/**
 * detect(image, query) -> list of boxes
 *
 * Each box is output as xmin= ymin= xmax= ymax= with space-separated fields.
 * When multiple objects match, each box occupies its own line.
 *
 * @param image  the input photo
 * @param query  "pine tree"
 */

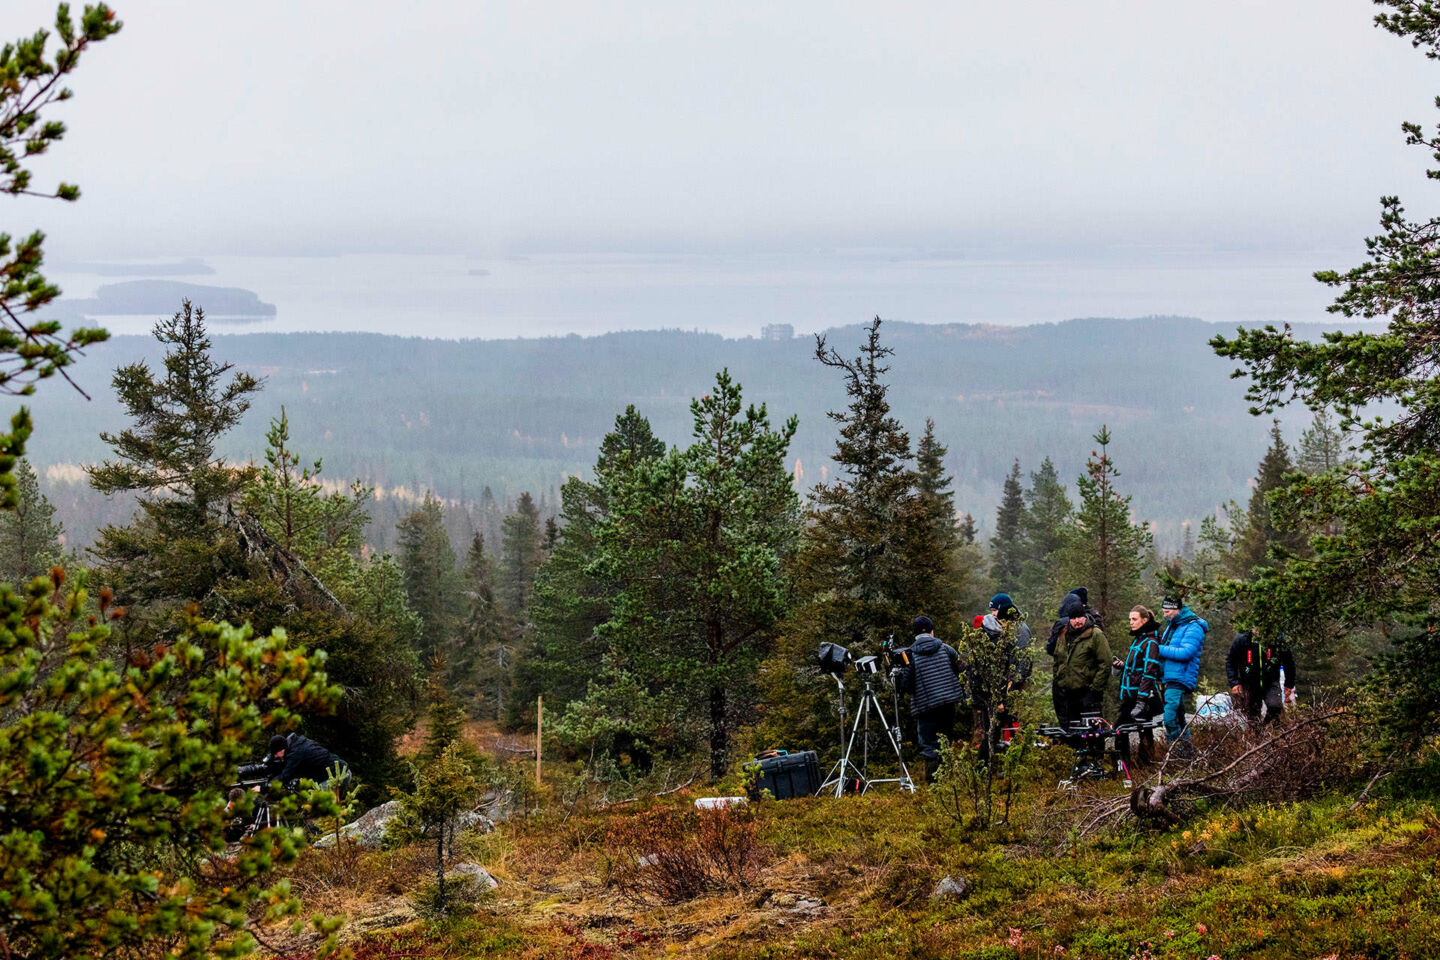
xmin=397 ymin=493 xmax=464 ymax=663
xmin=990 ymin=460 xmax=1026 ymax=588
xmin=595 ymin=370 xmax=799 ymax=777
xmin=1017 ymin=457 xmax=1072 ymax=619
xmin=243 ymin=405 xmax=370 ymax=560
xmin=1056 ymin=427 xmax=1152 ymax=627
xmin=959 ymin=512 xmax=977 ymax=545
xmin=0 ymin=6 xmax=119 ymax=503
xmin=0 ymin=459 xmax=62 ymax=584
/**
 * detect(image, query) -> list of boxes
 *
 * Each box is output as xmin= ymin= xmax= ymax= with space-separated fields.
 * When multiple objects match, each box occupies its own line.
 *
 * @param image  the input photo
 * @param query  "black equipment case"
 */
xmin=747 ymin=750 xmax=820 ymax=800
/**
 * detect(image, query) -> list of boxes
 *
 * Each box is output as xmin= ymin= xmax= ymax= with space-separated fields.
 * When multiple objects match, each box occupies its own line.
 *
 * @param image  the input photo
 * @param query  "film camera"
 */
xmin=813 ymin=637 xmax=915 ymax=796
xmin=817 ymin=637 xmax=912 ymax=677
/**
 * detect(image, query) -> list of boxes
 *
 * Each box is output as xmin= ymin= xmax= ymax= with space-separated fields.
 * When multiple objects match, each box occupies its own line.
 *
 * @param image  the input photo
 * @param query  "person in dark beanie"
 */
xmin=1049 ymin=591 xmax=1112 ymax=767
xmin=1158 ymin=596 xmax=1209 ymax=760
xmin=1115 ymin=605 xmax=1165 ymax=766
xmin=258 ymin=732 xmax=350 ymax=794
xmin=895 ymin=614 xmax=964 ymax=779
xmin=1226 ymin=625 xmax=1296 ymax=726
xmin=972 ymin=593 xmax=1033 ymax=756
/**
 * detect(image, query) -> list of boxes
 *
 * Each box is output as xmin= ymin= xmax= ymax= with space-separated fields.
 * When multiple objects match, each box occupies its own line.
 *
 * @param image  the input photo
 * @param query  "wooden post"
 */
xmin=535 ymin=695 xmax=543 ymax=784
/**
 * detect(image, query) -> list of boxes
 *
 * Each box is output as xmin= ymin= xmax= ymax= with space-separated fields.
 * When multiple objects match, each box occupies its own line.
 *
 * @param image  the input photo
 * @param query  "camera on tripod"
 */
xmin=813 ymin=640 xmax=914 ymax=796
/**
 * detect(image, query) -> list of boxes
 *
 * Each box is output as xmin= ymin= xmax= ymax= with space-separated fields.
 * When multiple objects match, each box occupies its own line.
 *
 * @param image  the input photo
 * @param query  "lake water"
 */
xmin=49 ymin=247 xmax=1355 ymax=339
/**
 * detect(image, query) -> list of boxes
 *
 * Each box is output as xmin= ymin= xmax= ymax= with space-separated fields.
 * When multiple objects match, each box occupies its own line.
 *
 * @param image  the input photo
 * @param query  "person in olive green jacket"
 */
xmin=1049 ymin=589 xmax=1113 ymax=740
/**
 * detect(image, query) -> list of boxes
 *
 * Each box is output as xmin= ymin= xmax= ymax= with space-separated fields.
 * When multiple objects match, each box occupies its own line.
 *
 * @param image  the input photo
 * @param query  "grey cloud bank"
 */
xmin=7 ymin=0 xmax=1434 ymax=331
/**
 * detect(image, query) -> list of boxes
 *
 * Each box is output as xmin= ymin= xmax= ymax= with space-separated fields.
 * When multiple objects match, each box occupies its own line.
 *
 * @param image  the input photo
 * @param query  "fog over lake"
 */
xmin=50 ymin=246 xmax=1350 ymax=339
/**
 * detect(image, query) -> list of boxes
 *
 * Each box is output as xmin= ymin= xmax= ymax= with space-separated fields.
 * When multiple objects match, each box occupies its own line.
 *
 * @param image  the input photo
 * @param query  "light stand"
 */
xmin=819 ymin=674 xmax=866 ymax=797
xmin=841 ymin=667 xmax=914 ymax=794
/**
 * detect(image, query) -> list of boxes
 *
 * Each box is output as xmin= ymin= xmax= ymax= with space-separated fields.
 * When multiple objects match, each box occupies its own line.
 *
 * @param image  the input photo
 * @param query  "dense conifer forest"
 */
xmin=3 ymin=3 xmax=1440 ymax=959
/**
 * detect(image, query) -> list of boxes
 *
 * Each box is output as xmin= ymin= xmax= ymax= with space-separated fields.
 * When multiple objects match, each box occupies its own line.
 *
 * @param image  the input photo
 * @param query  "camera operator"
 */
xmin=892 ymin=615 xmax=964 ymax=780
xmin=1048 ymin=590 xmax=1112 ymax=769
xmin=250 ymin=732 xmax=351 ymax=795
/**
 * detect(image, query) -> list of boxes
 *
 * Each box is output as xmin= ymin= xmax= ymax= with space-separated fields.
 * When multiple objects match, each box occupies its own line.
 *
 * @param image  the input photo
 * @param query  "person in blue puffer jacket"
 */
xmin=1157 ymin=596 xmax=1209 ymax=757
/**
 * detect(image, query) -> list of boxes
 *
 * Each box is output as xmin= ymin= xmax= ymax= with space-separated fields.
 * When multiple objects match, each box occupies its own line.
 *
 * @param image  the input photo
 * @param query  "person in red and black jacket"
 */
xmin=1225 ymin=626 xmax=1297 ymax=725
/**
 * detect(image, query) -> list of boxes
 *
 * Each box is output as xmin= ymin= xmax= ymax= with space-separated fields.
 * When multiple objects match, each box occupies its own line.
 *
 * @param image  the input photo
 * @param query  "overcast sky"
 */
xmin=9 ymin=0 xmax=1436 ymax=261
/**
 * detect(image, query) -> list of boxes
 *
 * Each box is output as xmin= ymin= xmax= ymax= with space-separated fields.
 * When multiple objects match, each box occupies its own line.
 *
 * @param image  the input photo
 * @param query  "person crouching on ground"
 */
xmin=894 ymin=614 xmax=964 ymax=780
xmin=1157 ymin=596 xmax=1209 ymax=760
xmin=1115 ymin=605 xmax=1165 ymax=767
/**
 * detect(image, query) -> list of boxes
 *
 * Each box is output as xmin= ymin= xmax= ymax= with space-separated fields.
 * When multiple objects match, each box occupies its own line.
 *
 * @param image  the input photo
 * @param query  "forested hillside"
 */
xmin=18 ymin=316 xmax=1350 ymax=551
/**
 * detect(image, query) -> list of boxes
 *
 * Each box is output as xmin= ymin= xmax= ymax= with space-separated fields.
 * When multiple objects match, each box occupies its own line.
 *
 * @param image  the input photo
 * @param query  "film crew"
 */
xmin=893 ymin=614 xmax=964 ymax=780
xmin=249 ymin=732 xmax=352 ymax=796
xmin=1048 ymin=590 xmax=1112 ymax=773
xmin=1115 ymin=605 xmax=1165 ymax=766
xmin=1157 ymin=596 xmax=1210 ymax=760
xmin=973 ymin=592 xmax=1034 ymax=756
xmin=1225 ymin=624 xmax=1296 ymax=726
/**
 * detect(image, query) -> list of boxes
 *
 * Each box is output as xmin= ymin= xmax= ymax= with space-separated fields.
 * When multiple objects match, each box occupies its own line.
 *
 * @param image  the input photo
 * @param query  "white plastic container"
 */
xmin=694 ymin=796 xmax=748 ymax=811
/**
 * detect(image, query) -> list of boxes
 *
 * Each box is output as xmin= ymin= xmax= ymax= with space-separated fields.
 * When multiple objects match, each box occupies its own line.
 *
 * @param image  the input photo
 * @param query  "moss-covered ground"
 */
xmin=278 ymin=755 xmax=1440 ymax=960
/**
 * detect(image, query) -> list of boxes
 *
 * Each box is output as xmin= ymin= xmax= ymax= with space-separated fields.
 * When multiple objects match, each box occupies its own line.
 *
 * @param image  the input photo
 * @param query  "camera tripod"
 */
xmin=819 ymin=672 xmax=915 ymax=796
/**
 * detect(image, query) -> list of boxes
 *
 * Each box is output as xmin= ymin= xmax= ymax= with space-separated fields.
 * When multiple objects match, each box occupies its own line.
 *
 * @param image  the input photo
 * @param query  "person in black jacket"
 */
xmin=895 ymin=615 xmax=964 ymax=779
xmin=1225 ymin=626 xmax=1296 ymax=726
xmin=248 ymin=732 xmax=351 ymax=794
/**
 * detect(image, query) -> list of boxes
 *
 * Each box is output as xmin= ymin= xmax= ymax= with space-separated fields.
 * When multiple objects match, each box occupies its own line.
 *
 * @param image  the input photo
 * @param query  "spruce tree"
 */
xmin=1231 ymin=422 xmax=1307 ymax=576
xmin=1056 ymin=427 xmax=1152 ymax=627
xmin=89 ymin=302 xmax=261 ymax=533
xmin=903 ymin=418 xmax=984 ymax=625
xmin=524 ymin=406 xmax=667 ymax=717
xmin=87 ymin=304 xmax=262 ymax=643
xmin=498 ymin=492 xmax=543 ymax=619
xmin=959 ymin=512 xmax=977 ymax=545
xmin=797 ymin=318 xmax=923 ymax=642
xmin=0 ymin=459 xmax=62 ymax=583
xmin=990 ymin=460 xmax=1026 ymax=588
xmin=397 ymin=493 xmax=464 ymax=663
xmin=459 ymin=531 xmax=509 ymax=715
xmin=1298 ymin=409 xmax=1346 ymax=475
xmin=1017 ymin=457 xmax=1073 ymax=619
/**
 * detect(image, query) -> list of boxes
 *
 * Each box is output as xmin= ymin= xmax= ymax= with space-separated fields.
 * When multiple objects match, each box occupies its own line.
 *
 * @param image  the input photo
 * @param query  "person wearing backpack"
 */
xmin=1226 ymin=625 xmax=1297 ymax=726
xmin=1157 ymin=596 xmax=1209 ymax=759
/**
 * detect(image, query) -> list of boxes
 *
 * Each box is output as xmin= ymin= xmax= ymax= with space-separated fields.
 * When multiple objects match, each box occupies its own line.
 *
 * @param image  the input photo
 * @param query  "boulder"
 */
xmin=312 ymin=802 xmax=493 ymax=849
xmin=445 ymin=861 xmax=500 ymax=891
xmin=930 ymin=875 xmax=970 ymax=901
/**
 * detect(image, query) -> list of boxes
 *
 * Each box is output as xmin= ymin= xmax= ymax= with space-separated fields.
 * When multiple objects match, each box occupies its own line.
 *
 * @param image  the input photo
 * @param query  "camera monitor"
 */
xmin=816 ymin=642 xmax=851 ymax=676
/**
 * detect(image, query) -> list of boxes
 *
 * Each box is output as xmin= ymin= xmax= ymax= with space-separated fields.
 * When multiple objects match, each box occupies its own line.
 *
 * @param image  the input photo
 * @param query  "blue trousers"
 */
xmin=1163 ymin=682 xmax=1192 ymax=744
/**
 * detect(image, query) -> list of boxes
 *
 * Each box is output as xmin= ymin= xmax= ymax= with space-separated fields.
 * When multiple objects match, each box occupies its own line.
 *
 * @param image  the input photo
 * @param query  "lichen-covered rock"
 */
xmin=930 ymin=875 xmax=970 ymax=901
xmin=312 ymin=802 xmax=493 ymax=849
xmin=445 ymin=861 xmax=499 ymax=891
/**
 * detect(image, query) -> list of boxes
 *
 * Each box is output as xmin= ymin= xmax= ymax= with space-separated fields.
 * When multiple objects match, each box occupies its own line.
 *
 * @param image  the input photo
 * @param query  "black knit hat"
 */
xmin=1161 ymin=597 xmax=1182 ymax=611
xmin=912 ymin=615 xmax=934 ymax=635
xmin=268 ymin=734 xmax=288 ymax=755
xmin=1057 ymin=591 xmax=1087 ymax=620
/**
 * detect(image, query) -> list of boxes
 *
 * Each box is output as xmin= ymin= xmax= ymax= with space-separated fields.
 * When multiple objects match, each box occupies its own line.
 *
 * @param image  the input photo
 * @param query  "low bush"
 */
xmin=604 ymin=804 xmax=768 ymax=904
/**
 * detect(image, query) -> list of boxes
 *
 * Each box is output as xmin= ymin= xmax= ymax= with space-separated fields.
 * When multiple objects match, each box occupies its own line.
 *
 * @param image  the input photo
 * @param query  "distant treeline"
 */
xmin=16 ymin=316 xmax=1358 ymax=551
